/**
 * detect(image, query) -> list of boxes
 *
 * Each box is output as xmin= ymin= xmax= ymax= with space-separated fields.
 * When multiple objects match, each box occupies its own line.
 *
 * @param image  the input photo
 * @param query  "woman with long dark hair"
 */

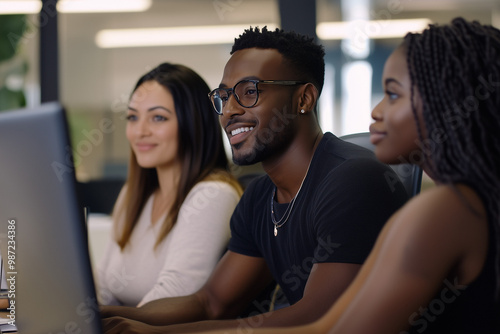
xmin=97 ymin=63 xmax=242 ymax=307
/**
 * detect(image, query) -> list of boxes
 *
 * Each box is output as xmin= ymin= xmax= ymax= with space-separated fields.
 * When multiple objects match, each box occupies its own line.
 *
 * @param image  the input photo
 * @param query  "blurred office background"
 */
xmin=1 ymin=0 xmax=499 ymax=182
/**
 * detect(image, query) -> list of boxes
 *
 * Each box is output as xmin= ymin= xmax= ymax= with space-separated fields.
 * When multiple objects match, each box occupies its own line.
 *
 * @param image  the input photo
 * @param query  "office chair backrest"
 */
xmin=340 ymin=132 xmax=423 ymax=198
xmin=76 ymin=178 xmax=125 ymax=215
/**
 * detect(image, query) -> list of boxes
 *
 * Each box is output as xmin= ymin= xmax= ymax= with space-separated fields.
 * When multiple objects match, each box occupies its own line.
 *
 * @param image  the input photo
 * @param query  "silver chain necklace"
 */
xmin=270 ymin=160 xmax=312 ymax=236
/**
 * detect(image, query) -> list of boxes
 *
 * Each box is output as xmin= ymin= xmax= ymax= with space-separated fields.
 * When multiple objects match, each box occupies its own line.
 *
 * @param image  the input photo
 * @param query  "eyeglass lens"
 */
xmin=212 ymin=80 xmax=258 ymax=114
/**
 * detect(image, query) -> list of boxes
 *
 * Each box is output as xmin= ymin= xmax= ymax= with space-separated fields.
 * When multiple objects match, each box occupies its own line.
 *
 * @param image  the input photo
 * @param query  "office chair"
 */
xmin=76 ymin=178 xmax=125 ymax=215
xmin=340 ymin=132 xmax=423 ymax=198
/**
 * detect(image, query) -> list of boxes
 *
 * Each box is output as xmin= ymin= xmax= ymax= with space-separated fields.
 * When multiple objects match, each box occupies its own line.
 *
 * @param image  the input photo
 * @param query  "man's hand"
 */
xmin=100 ymin=252 xmax=273 ymax=332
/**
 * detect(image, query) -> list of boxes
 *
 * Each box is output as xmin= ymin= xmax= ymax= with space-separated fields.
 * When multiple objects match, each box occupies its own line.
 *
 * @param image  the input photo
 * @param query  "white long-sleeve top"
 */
xmin=96 ymin=180 xmax=240 ymax=307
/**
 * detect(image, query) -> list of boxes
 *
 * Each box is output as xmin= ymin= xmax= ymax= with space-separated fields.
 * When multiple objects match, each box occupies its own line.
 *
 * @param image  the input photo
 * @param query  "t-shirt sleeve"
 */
xmin=227 ymin=178 xmax=267 ymax=257
xmin=312 ymin=158 xmax=407 ymax=264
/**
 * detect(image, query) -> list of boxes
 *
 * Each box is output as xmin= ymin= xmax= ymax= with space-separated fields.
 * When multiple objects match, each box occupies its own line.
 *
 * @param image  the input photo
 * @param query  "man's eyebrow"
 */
xmin=219 ymin=76 xmax=260 ymax=89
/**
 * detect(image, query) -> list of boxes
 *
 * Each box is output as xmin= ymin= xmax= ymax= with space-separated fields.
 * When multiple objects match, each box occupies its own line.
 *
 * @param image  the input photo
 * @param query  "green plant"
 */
xmin=0 ymin=14 xmax=28 ymax=111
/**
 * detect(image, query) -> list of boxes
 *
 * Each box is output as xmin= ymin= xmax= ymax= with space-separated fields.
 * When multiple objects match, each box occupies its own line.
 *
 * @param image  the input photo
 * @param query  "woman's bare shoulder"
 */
xmin=396 ymin=183 xmax=486 ymax=230
xmin=384 ymin=183 xmax=489 ymax=283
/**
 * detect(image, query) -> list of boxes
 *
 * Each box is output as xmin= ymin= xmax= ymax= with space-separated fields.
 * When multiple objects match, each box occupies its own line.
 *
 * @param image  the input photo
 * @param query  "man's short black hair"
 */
xmin=231 ymin=26 xmax=325 ymax=95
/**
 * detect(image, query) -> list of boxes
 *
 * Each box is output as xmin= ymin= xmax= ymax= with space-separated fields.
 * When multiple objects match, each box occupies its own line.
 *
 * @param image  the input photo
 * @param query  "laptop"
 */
xmin=0 ymin=102 xmax=103 ymax=333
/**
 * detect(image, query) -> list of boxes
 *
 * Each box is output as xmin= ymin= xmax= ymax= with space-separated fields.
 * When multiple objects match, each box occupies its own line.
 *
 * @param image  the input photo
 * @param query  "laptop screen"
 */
xmin=0 ymin=102 xmax=102 ymax=333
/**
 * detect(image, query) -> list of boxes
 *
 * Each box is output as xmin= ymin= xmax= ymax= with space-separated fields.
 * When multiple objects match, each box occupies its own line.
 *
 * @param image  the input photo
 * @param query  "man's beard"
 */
xmin=231 ymin=123 xmax=295 ymax=166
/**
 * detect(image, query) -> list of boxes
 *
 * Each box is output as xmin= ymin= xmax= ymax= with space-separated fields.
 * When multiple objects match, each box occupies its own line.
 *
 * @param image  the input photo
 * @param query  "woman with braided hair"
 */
xmin=206 ymin=17 xmax=500 ymax=334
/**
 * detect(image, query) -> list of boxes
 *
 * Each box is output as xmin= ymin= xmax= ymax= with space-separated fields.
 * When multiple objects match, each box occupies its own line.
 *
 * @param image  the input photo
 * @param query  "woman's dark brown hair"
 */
xmin=115 ymin=63 xmax=242 ymax=249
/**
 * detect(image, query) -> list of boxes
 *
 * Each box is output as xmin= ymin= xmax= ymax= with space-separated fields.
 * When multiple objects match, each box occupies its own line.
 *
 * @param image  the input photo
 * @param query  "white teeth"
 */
xmin=231 ymin=127 xmax=254 ymax=136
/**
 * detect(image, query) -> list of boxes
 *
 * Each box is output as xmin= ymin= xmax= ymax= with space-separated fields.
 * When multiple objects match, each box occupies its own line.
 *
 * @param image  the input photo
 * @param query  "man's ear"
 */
xmin=297 ymin=83 xmax=319 ymax=114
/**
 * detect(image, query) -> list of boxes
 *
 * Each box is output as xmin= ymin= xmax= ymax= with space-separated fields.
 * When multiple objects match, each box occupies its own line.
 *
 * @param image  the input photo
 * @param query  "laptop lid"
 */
xmin=0 ymin=102 xmax=102 ymax=333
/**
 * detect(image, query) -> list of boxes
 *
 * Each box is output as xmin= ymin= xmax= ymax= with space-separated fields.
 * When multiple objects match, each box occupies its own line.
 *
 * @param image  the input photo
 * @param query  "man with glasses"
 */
xmin=102 ymin=27 xmax=408 ymax=333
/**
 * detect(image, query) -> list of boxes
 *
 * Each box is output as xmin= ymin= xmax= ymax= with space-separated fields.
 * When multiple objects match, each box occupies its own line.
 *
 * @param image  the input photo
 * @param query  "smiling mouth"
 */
xmin=229 ymin=126 xmax=255 ymax=146
xmin=135 ymin=143 xmax=156 ymax=151
xmin=231 ymin=126 xmax=254 ymax=136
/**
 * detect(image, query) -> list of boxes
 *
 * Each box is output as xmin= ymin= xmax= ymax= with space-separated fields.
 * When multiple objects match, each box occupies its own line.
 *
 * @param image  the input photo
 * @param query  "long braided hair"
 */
xmin=404 ymin=17 xmax=500 ymax=297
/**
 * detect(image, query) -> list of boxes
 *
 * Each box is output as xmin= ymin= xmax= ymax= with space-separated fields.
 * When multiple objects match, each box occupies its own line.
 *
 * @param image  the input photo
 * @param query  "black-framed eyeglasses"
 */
xmin=208 ymin=79 xmax=307 ymax=115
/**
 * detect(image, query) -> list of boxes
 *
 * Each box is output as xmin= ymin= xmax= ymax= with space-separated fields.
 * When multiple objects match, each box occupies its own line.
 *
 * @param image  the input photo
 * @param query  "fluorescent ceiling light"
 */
xmin=317 ymin=18 xmax=432 ymax=40
xmin=58 ymin=0 xmax=151 ymax=13
xmin=0 ymin=0 xmax=151 ymax=14
xmin=96 ymin=24 xmax=278 ymax=48
xmin=0 ymin=1 xmax=41 ymax=14
xmin=95 ymin=19 xmax=430 ymax=49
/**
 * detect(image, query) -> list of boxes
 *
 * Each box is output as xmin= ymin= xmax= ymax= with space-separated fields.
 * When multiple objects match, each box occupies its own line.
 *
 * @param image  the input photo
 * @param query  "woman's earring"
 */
xmin=300 ymin=109 xmax=306 ymax=114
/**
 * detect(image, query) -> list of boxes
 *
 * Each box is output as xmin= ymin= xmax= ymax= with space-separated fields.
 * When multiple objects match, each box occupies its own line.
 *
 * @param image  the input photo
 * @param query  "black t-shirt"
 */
xmin=228 ymin=132 xmax=408 ymax=304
